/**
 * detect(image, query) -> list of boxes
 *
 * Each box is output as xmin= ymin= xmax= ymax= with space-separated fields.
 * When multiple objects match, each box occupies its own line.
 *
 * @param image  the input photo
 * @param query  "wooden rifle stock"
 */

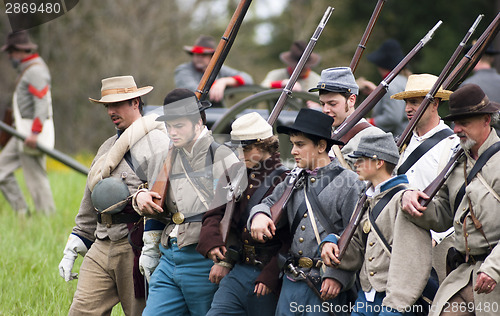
xmin=219 ymin=162 xmax=246 ymax=244
xmin=270 ymin=168 xmax=305 ymax=223
xmin=443 ymin=12 xmax=500 ymax=91
xmin=333 ymin=20 xmax=442 ymax=141
xmin=418 ymin=148 xmax=464 ymax=207
xmin=397 ymin=15 xmax=483 ymax=152
xmin=349 ymin=0 xmax=386 ymax=73
xmin=195 ymin=0 xmax=252 ymax=102
xmin=267 ymin=6 xmax=333 ymax=126
xmin=336 ymin=186 xmax=369 ymax=261
xmin=151 ymin=144 xmax=174 ymax=210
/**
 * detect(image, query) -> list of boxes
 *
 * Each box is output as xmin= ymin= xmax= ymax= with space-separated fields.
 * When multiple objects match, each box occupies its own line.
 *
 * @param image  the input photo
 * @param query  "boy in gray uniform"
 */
xmin=249 ymin=108 xmax=364 ymax=315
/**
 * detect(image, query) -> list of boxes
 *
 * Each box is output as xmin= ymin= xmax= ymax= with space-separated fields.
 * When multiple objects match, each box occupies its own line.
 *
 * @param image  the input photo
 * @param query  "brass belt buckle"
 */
xmin=172 ymin=212 xmax=185 ymax=224
xmin=101 ymin=213 xmax=112 ymax=226
xmin=298 ymin=257 xmax=313 ymax=268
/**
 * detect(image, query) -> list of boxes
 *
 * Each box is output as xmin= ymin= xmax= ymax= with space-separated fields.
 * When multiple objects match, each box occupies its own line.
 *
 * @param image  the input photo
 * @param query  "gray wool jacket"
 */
xmin=248 ymin=159 xmax=365 ymax=289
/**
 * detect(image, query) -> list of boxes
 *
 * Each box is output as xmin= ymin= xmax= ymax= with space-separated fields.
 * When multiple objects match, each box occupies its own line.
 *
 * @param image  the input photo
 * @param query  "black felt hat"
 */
xmin=156 ymin=88 xmax=211 ymax=121
xmin=444 ymin=84 xmax=500 ymax=121
xmin=367 ymin=39 xmax=405 ymax=70
xmin=277 ymin=108 xmax=343 ymax=146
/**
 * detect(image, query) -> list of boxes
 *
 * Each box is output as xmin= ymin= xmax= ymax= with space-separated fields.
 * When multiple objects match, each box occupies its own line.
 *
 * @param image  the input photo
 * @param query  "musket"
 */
xmin=333 ymin=20 xmax=442 ymax=141
xmin=418 ymin=147 xmax=464 ymax=207
xmin=219 ymin=162 xmax=246 ymax=244
xmin=150 ymin=0 xmax=252 ymax=209
xmin=349 ymin=0 xmax=386 ymax=73
xmin=0 ymin=120 xmax=89 ymax=175
xmin=336 ymin=185 xmax=370 ymax=262
xmin=270 ymin=168 xmax=306 ymax=224
xmin=195 ymin=0 xmax=252 ymax=103
xmin=267 ymin=6 xmax=334 ymax=126
xmin=397 ymin=15 xmax=483 ymax=152
xmin=443 ymin=12 xmax=500 ymax=91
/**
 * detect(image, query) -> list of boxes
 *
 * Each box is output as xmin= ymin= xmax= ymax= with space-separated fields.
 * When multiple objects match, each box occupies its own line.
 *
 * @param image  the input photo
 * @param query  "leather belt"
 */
xmin=462 ymin=252 xmax=489 ymax=264
xmin=97 ymin=212 xmax=141 ymax=226
xmin=293 ymin=256 xmax=323 ymax=269
xmin=172 ymin=212 xmax=204 ymax=224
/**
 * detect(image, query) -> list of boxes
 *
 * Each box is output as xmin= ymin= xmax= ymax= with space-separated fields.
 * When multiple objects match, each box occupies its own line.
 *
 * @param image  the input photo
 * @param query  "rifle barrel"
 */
xmin=267 ymin=6 xmax=334 ymax=126
xmin=0 ymin=120 xmax=88 ymax=175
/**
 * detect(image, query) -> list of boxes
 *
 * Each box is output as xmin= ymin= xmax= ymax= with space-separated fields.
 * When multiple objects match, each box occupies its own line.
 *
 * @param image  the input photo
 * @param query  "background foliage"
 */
xmin=0 ymin=0 xmax=497 ymax=155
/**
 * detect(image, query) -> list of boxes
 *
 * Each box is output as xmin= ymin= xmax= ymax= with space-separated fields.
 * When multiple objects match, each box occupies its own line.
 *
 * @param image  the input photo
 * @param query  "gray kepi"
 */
xmin=348 ymin=132 xmax=400 ymax=165
xmin=309 ymin=67 xmax=359 ymax=95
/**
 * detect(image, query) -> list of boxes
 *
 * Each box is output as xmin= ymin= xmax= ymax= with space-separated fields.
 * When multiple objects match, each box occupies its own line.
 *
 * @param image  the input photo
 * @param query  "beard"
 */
xmin=459 ymin=135 xmax=477 ymax=150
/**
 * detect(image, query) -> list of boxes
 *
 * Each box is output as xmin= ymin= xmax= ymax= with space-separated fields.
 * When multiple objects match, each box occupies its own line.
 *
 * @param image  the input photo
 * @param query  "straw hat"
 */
xmin=391 ymin=74 xmax=452 ymax=101
xmin=89 ymin=76 xmax=153 ymax=104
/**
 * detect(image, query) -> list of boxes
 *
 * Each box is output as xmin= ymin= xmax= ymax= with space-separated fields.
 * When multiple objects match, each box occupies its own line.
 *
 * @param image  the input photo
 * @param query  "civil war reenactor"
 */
xmin=0 ymin=30 xmax=56 ymax=215
xmin=309 ymin=67 xmax=385 ymax=170
xmin=402 ymin=84 xmax=500 ymax=316
xmin=321 ymin=132 xmax=433 ymax=316
xmin=133 ymin=88 xmax=240 ymax=315
xmin=391 ymin=73 xmax=459 ymax=285
xmin=197 ymin=112 xmax=289 ymax=316
xmin=249 ymin=108 xmax=365 ymax=316
xmin=58 ymin=75 xmax=169 ymax=315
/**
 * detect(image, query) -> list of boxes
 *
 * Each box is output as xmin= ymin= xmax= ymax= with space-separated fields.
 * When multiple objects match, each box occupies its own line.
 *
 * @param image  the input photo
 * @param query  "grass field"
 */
xmin=0 ymin=157 xmax=125 ymax=316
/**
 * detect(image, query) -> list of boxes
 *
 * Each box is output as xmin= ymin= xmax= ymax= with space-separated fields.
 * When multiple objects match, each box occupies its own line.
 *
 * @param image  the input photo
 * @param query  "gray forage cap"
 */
xmin=348 ymin=132 xmax=400 ymax=165
xmin=309 ymin=67 xmax=359 ymax=95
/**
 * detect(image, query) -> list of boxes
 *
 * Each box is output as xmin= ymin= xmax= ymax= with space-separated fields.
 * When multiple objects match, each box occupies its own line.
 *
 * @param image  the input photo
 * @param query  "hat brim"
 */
xmin=391 ymin=89 xmax=452 ymax=101
xmin=89 ymin=86 xmax=153 ymax=104
xmin=183 ymin=45 xmax=215 ymax=55
xmin=1 ymin=42 xmax=38 ymax=52
xmin=308 ymin=85 xmax=353 ymax=94
xmin=443 ymin=101 xmax=500 ymax=121
xmin=155 ymin=100 xmax=211 ymax=121
xmin=276 ymin=125 xmax=343 ymax=146
xmin=279 ymin=51 xmax=321 ymax=67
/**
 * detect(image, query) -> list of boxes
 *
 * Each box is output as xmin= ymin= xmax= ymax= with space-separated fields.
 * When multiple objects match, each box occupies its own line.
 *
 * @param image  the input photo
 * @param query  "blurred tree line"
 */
xmin=0 ymin=0 xmax=497 ymax=154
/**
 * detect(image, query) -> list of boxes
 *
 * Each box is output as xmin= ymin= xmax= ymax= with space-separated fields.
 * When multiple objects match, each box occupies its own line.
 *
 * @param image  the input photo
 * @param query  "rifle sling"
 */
xmin=367 ymin=186 xmax=406 ymax=252
xmin=241 ymin=165 xmax=288 ymax=227
xmin=339 ymin=121 xmax=371 ymax=147
xmin=290 ymin=168 xmax=343 ymax=235
xmin=397 ymin=129 xmax=454 ymax=175
xmin=453 ymin=141 xmax=500 ymax=213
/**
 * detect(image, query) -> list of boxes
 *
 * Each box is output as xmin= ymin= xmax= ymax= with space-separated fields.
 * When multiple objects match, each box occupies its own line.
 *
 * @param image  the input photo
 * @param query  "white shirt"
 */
xmin=396 ymin=120 xmax=459 ymax=242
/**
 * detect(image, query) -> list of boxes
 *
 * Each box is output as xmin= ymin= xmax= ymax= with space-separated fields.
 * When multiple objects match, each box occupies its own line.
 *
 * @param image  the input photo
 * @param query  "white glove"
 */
xmin=58 ymin=234 xmax=88 ymax=282
xmin=139 ymin=230 xmax=162 ymax=282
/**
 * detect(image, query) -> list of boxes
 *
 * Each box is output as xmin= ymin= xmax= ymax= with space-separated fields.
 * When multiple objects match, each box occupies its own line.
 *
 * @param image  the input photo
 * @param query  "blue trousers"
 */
xmin=207 ymin=263 xmax=278 ymax=316
xmin=351 ymin=290 xmax=416 ymax=316
xmin=276 ymin=275 xmax=350 ymax=316
xmin=143 ymin=239 xmax=217 ymax=316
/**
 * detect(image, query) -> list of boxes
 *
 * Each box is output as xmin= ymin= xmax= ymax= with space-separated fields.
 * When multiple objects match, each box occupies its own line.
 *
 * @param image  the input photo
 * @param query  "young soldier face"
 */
xmin=290 ymin=134 xmax=323 ymax=170
xmin=165 ymin=117 xmax=200 ymax=149
xmin=319 ymin=92 xmax=356 ymax=128
xmin=239 ymin=145 xmax=266 ymax=169
xmin=353 ymin=157 xmax=379 ymax=181
xmin=105 ymin=99 xmax=140 ymax=131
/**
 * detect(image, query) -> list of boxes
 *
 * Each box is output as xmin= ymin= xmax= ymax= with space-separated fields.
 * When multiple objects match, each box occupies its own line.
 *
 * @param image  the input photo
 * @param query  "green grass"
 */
xmin=0 ymin=162 xmax=125 ymax=315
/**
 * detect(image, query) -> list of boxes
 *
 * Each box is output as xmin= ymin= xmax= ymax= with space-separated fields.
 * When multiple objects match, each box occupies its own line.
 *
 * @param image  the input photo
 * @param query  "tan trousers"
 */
xmin=0 ymin=137 xmax=55 ymax=214
xmin=439 ymin=279 xmax=475 ymax=316
xmin=69 ymin=238 xmax=145 ymax=316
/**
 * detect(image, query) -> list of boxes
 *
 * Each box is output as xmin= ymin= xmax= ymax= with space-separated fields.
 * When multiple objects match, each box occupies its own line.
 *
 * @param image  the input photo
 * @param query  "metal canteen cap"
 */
xmin=91 ymin=177 xmax=130 ymax=214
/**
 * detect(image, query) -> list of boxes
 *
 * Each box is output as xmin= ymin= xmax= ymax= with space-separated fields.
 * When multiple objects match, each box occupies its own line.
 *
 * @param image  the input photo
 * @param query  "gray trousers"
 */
xmin=0 ymin=137 xmax=55 ymax=214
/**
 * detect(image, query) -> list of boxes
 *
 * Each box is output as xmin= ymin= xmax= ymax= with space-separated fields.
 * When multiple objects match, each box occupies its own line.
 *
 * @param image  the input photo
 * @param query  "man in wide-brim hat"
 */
xmin=135 ymin=88 xmax=241 ymax=316
xmin=248 ymin=108 xmax=365 ymax=315
xmin=174 ymin=35 xmax=253 ymax=104
xmin=401 ymin=83 xmax=500 ymax=316
xmin=261 ymin=40 xmax=322 ymax=100
xmin=60 ymin=75 xmax=169 ymax=315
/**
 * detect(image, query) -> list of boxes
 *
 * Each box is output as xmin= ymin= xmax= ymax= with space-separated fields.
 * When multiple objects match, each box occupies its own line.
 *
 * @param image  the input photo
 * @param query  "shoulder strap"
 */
xmin=453 ymin=141 xmax=500 ymax=213
xmin=368 ymin=186 xmax=406 ymax=252
xmin=339 ymin=121 xmax=371 ymax=146
xmin=124 ymin=150 xmax=148 ymax=183
xmin=397 ymin=129 xmax=454 ymax=175
xmin=290 ymin=167 xmax=343 ymax=234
